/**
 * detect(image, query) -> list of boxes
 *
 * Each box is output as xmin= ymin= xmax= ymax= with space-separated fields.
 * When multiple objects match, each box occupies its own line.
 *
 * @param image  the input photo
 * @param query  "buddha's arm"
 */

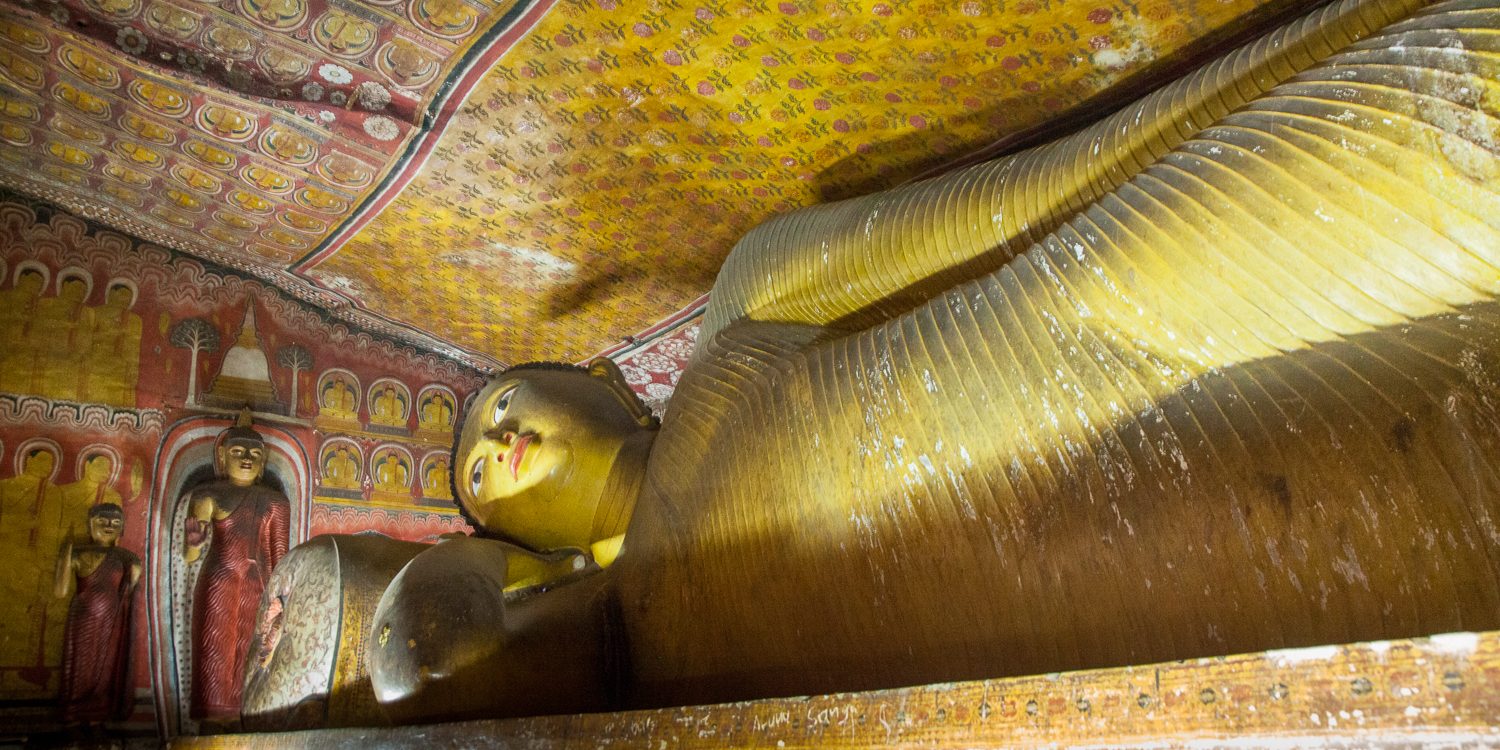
xmin=699 ymin=0 xmax=1426 ymax=344
xmin=182 ymin=493 xmax=215 ymax=563
xmin=263 ymin=495 xmax=290 ymax=569
xmin=52 ymin=541 xmax=73 ymax=599
xmin=127 ymin=555 xmax=141 ymax=593
xmin=504 ymin=545 xmax=595 ymax=591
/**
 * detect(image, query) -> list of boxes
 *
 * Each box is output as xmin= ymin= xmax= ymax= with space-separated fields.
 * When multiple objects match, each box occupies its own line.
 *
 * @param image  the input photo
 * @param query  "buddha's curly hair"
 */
xmin=503 ymin=360 xmax=588 ymax=374
xmin=88 ymin=502 xmax=124 ymax=520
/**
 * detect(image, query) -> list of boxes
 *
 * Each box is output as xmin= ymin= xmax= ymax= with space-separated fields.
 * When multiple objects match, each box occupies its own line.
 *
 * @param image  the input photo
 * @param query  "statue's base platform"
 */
xmin=171 ymin=631 xmax=1500 ymax=748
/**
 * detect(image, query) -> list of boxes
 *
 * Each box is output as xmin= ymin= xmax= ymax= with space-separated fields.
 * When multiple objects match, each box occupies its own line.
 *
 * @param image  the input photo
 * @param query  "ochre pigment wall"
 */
xmin=0 ymin=194 xmax=481 ymax=730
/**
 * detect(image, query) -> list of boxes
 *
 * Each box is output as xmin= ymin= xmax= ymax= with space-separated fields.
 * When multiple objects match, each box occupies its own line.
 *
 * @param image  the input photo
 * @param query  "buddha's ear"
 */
xmin=587 ymin=357 xmax=660 ymax=430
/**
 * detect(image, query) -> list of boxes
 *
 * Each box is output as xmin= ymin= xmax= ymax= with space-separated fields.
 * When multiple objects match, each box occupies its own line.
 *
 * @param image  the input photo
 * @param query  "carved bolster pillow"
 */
xmin=240 ymin=534 xmax=429 ymax=731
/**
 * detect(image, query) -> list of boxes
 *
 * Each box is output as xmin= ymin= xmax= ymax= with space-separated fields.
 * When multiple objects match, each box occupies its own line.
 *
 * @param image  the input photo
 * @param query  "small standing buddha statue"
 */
xmin=54 ymin=503 xmax=140 ymax=725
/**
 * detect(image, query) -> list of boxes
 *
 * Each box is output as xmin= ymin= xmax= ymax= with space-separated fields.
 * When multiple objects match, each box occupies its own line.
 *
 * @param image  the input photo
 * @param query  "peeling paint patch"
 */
xmin=1427 ymin=632 xmax=1480 ymax=655
xmin=1265 ymin=645 xmax=1340 ymax=664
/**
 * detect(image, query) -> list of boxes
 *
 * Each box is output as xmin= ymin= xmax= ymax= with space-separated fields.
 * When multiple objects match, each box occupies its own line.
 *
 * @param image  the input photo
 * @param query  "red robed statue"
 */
xmin=55 ymin=503 xmax=141 ymax=724
xmin=183 ymin=410 xmax=290 ymax=725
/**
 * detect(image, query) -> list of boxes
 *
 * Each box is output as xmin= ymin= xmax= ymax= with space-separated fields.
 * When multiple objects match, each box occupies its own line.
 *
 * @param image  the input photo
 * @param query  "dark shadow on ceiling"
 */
xmin=809 ymin=0 xmax=1317 ymax=205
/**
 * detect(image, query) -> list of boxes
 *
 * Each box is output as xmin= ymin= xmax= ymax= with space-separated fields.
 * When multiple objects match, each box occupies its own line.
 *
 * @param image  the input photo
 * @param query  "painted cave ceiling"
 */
xmin=0 ymin=0 xmax=1299 ymax=369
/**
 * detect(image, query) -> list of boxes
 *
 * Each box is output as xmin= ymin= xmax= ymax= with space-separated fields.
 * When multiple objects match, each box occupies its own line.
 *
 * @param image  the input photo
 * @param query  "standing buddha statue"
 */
xmin=54 ymin=503 xmax=140 ymax=724
xmin=183 ymin=409 xmax=289 ymax=725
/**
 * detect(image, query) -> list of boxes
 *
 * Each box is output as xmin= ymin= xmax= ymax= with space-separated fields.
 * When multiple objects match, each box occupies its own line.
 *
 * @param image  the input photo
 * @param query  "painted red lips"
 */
xmin=509 ymin=433 xmax=534 ymax=480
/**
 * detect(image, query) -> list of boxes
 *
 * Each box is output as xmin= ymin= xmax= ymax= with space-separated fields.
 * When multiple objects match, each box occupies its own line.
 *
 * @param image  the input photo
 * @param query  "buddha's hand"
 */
xmin=503 ymin=546 xmax=598 ymax=594
xmin=369 ymin=537 xmax=512 ymax=722
xmin=184 ymin=517 xmax=209 ymax=551
xmin=369 ymin=537 xmax=615 ymax=723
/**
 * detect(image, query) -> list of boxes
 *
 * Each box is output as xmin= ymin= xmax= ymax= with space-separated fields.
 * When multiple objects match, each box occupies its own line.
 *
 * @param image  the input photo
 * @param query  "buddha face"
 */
xmin=455 ymin=366 xmax=645 ymax=551
xmin=219 ymin=438 xmax=267 ymax=487
xmin=16 ymin=270 xmax=43 ymax=295
xmin=60 ymin=277 xmax=87 ymax=302
xmin=105 ymin=284 xmax=132 ymax=310
xmin=84 ymin=455 xmax=112 ymax=483
xmin=23 ymin=450 xmax=55 ymax=478
xmin=88 ymin=507 xmax=124 ymax=546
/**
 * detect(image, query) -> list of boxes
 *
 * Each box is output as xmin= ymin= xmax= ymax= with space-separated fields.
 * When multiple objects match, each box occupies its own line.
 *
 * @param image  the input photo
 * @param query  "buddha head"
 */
xmin=83 ymin=454 xmax=113 ymax=484
xmin=455 ymin=358 xmax=658 ymax=553
xmin=104 ymin=282 xmax=133 ymax=311
xmin=16 ymin=269 xmax=44 ymax=296
xmin=59 ymin=275 xmax=87 ymax=304
xmin=87 ymin=503 xmax=125 ymax=547
xmin=22 ymin=448 xmax=55 ymax=478
xmin=217 ymin=409 xmax=267 ymax=487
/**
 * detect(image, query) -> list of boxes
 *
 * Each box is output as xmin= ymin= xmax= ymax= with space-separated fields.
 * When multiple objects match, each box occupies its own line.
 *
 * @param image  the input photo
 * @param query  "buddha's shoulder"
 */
xmin=109 ymin=545 xmax=142 ymax=566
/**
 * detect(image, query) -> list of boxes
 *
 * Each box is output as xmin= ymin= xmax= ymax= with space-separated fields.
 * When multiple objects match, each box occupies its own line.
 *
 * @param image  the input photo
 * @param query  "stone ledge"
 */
xmin=171 ymin=631 xmax=1500 ymax=749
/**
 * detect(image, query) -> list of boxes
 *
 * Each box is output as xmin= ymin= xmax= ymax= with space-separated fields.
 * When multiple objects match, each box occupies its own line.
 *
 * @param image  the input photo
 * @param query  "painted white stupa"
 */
xmin=204 ymin=300 xmax=283 ymax=413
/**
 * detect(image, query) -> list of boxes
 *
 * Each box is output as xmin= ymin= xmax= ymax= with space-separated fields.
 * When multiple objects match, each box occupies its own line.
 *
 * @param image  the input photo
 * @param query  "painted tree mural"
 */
xmin=169 ymin=318 xmax=220 ymax=407
xmin=277 ymin=344 xmax=313 ymax=417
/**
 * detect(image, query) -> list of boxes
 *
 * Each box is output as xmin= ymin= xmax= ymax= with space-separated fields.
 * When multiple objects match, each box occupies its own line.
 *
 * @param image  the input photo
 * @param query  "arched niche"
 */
xmin=418 ymin=449 xmax=452 ymax=501
xmin=366 ymin=378 xmax=410 ymax=431
xmin=144 ymin=415 xmax=311 ymax=738
xmin=369 ymin=443 xmax=414 ymax=499
xmin=313 ymin=368 xmax=361 ymax=426
xmin=316 ymin=436 xmax=365 ymax=498
xmin=414 ymin=384 xmax=456 ymax=434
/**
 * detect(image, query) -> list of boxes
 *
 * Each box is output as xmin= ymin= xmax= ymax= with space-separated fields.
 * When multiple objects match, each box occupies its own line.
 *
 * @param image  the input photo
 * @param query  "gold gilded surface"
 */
xmin=0 ymin=268 xmax=143 ymax=407
xmin=452 ymin=358 xmax=654 ymax=555
xmin=368 ymin=0 xmax=1500 ymax=721
xmin=625 ymin=0 xmax=1500 ymax=704
xmin=314 ymin=0 xmax=1301 ymax=363
xmin=175 ymin=631 xmax=1500 ymax=748
xmin=0 ymin=448 xmax=65 ymax=694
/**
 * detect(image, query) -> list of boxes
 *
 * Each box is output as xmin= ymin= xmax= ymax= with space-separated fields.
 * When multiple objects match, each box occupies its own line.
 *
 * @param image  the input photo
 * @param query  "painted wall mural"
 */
xmin=0 ymin=193 xmax=479 ymax=733
xmin=606 ymin=310 xmax=703 ymax=419
xmin=0 ymin=396 xmax=157 ymax=709
xmin=0 ymin=0 xmax=552 ymax=368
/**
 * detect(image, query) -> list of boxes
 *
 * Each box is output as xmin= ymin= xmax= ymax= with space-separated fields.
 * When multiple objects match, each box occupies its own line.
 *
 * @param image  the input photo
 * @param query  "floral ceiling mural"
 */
xmin=0 ymin=0 xmax=550 ymax=365
xmin=0 ymin=0 xmax=1299 ymax=366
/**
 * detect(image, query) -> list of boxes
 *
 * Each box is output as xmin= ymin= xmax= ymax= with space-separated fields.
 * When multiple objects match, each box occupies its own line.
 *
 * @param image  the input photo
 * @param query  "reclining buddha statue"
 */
xmin=248 ymin=0 xmax=1500 ymax=726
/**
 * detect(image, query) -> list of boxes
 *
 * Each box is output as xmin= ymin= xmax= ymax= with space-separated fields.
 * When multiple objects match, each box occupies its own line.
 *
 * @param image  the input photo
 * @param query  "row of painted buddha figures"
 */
xmin=0 ymin=449 xmax=130 ymax=695
xmin=316 ymin=376 xmax=455 ymax=430
xmin=319 ymin=445 xmax=451 ymax=497
xmin=0 ymin=268 xmax=142 ymax=406
xmin=242 ymin=0 xmax=1500 ymax=727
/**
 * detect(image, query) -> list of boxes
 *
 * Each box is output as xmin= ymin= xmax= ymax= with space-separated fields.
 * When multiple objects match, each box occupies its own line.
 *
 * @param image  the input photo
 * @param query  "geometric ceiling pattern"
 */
xmin=0 ymin=0 xmax=543 ymax=364
xmin=0 ymin=0 xmax=1301 ymax=368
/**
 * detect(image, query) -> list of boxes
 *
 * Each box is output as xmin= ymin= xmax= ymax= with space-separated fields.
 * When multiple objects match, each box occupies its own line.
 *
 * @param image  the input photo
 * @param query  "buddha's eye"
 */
xmin=492 ymin=391 xmax=512 ymax=423
xmin=469 ymin=460 xmax=483 ymax=497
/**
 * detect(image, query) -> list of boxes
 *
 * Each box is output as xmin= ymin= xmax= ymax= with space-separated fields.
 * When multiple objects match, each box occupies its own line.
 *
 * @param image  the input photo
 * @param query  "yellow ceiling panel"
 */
xmin=315 ymin=0 xmax=1296 ymax=363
